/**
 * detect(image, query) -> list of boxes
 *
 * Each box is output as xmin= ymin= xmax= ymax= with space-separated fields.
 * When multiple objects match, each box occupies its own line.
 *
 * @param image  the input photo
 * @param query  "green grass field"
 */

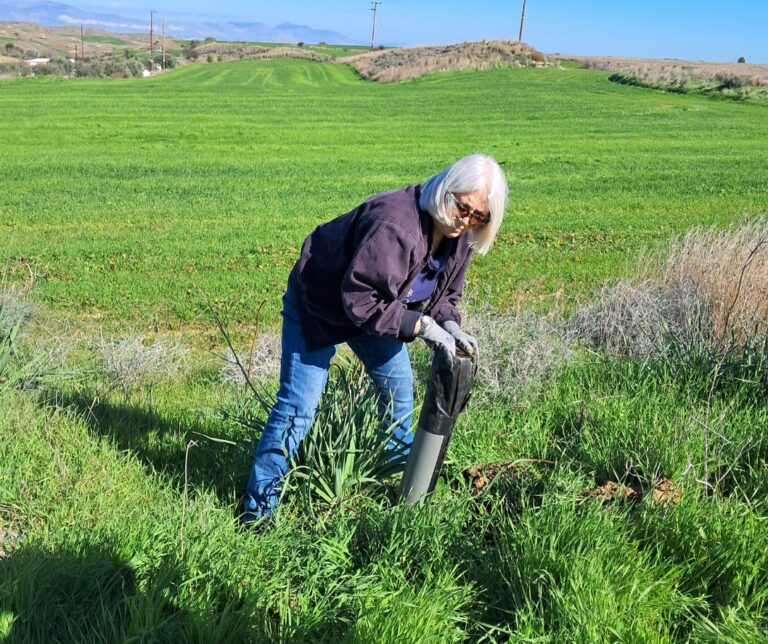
xmin=2 ymin=59 xmax=768 ymax=641
xmin=81 ymin=35 xmax=129 ymax=45
xmin=2 ymin=59 xmax=766 ymax=328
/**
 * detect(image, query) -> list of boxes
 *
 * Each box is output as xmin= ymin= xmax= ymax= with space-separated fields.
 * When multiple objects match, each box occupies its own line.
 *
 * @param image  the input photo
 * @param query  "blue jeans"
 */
xmin=243 ymin=291 xmax=415 ymax=522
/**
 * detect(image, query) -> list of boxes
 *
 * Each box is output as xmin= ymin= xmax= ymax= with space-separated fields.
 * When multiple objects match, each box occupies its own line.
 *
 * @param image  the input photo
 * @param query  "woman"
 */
xmin=243 ymin=153 xmax=508 ymax=524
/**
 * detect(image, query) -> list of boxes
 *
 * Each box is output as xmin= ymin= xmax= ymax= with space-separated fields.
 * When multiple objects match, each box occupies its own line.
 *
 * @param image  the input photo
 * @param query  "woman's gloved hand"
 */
xmin=440 ymin=320 xmax=478 ymax=357
xmin=418 ymin=316 xmax=455 ymax=355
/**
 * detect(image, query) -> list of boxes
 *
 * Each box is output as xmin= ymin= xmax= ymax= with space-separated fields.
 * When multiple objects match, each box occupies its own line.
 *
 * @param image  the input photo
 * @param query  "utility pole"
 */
xmin=162 ymin=16 xmax=166 ymax=71
xmin=80 ymin=25 xmax=85 ymax=61
xmin=517 ymin=0 xmax=527 ymax=43
xmin=370 ymin=1 xmax=381 ymax=51
xmin=149 ymin=10 xmax=156 ymax=71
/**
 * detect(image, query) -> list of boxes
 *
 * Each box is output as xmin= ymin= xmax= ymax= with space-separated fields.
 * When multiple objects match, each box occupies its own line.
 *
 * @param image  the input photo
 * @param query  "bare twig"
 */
xmin=198 ymin=288 xmax=272 ymax=410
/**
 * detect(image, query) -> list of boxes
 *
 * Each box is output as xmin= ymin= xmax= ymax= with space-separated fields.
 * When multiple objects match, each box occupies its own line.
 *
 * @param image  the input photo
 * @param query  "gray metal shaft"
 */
xmin=400 ymin=428 xmax=446 ymax=506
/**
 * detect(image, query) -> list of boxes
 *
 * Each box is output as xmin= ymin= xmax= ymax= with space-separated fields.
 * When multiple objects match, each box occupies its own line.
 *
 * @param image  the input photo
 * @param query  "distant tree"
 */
xmin=297 ymin=41 xmax=305 ymax=47
xmin=185 ymin=41 xmax=200 ymax=60
xmin=204 ymin=36 xmax=216 ymax=43
xmin=737 ymin=56 xmax=746 ymax=64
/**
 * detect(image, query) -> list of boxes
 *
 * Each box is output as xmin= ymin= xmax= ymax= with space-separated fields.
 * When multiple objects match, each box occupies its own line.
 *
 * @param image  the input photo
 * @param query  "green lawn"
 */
xmin=82 ymin=35 xmax=128 ymax=45
xmin=2 ymin=59 xmax=766 ymax=329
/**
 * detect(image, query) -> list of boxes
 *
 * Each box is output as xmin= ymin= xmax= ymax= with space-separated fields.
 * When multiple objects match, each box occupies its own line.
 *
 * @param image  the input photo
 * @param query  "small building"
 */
xmin=24 ymin=57 xmax=50 ymax=67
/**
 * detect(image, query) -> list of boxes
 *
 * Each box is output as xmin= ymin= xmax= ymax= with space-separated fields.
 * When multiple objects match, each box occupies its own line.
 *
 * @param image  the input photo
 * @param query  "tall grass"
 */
xmin=577 ymin=56 xmax=768 ymax=103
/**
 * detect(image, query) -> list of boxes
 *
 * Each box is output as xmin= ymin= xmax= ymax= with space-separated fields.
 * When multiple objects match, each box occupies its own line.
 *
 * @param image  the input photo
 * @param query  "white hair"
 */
xmin=419 ymin=153 xmax=508 ymax=255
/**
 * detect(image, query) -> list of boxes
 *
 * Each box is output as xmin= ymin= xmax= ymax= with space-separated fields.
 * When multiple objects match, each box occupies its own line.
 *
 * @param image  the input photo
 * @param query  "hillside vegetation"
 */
xmin=570 ymin=55 xmax=768 ymax=104
xmin=344 ymin=39 xmax=548 ymax=82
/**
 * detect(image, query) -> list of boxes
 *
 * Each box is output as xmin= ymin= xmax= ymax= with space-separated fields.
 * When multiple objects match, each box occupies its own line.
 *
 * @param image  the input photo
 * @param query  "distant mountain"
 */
xmin=0 ymin=0 xmax=357 ymax=44
xmin=0 ymin=1 xmax=144 ymax=30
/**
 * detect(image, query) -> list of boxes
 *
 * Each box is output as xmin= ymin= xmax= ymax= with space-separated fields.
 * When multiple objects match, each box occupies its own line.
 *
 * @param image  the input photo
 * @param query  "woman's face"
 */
xmin=434 ymin=190 xmax=490 ymax=239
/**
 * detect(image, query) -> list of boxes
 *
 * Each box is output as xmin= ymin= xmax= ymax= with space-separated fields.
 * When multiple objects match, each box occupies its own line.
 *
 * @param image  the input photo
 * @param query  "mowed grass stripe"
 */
xmin=1 ymin=60 xmax=767 ymax=325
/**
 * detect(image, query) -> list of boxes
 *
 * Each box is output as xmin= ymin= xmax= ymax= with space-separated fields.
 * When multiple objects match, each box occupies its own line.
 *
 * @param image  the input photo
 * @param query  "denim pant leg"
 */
xmin=243 ymin=295 xmax=336 ymax=521
xmin=347 ymin=334 xmax=415 ymax=456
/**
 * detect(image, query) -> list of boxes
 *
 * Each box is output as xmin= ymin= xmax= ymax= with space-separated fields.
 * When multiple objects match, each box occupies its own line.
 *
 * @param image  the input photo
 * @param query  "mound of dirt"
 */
xmin=344 ymin=39 xmax=550 ymax=83
xmin=586 ymin=477 xmax=681 ymax=508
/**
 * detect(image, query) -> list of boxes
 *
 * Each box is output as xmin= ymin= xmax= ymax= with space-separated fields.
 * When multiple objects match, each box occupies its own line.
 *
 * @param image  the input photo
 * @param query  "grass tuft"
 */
xmin=96 ymin=334 xmax=187 ymax=394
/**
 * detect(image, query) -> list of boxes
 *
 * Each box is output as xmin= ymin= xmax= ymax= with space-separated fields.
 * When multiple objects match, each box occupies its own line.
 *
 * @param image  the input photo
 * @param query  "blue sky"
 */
xmin=94 ymin=0 xmax=766 ymax=63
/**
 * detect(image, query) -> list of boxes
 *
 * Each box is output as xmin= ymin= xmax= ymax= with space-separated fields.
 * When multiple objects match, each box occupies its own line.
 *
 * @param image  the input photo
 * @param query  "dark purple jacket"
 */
xmin=288 ymin=183 xmax=473 ymax=351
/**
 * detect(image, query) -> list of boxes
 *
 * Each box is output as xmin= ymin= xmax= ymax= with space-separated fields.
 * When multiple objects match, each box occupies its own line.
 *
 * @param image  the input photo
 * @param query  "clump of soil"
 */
xmin=344 ymin=39 xmax=551 ymax=83
xmin=587 ymin=480 xmax=639 ymax=503
xmin=462 ymin=459 xmax=553 ymax=495
xmin=0 ymin=525 xmax=25 ymax=559
xmin=464 ymin=462 xmax=518 ymax=493
xmin=586 ymin=477 xmax=681 ymax=508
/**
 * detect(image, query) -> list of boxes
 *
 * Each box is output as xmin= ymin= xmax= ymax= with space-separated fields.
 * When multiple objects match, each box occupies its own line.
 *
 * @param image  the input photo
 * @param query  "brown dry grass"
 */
xmin=344 ymin=39 xmax=550 ymax=83
xmin=570 ymin=219 xmax=768 ymax=356
xmin=574 ymin=55 xmax=768 ymax=90
xmin=659 ymin=219 xmax=768 ymax=346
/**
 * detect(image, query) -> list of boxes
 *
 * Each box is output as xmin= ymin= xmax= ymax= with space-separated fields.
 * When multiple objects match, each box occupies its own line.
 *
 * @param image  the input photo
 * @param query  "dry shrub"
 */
xmin=190 ymin=43 xmax=331 ymax=64
xmin=578 ymin=56 xmax=768 ymax=91
xmin=257 ymin=47 xmax=331 ymax=63
xmin=660 ymin=218 xmax=768 ymax=346
xmin=345 ymin=39 xmax=549 ymax=83
xmin=96 ymin=334 xmax=186 ymax=392
xmin=569 ymin=280 xmax=707 ymax=357
xmin=0 ymin=287 xmax=36 ymax=340
xmin=463 ymin=304 xmax=574 ymax=402
xmin=1 ymin=275 xmax=78 ymax=386
xmin=571 ymin=218 xmax=768 ymax=356
xmin=220 ymin=333 xmax=281 ymax=386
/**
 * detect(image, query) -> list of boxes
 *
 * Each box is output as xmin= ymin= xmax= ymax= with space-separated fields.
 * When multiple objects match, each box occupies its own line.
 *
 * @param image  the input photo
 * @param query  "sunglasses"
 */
xmin=447 ymin=192 xmax=491 ymax=226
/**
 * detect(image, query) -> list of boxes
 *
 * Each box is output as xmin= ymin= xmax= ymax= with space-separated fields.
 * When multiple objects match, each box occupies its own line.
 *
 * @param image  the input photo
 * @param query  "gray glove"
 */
xmin=418 ymin=316 xmax=455 ymax=355
xmin=441 ymin=320 xmax=478 ymax=357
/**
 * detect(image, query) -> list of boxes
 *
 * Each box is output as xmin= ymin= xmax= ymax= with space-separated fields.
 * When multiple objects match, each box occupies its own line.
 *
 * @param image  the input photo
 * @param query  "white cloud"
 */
xmin=58 ymin=14 xmax=145 ymax=30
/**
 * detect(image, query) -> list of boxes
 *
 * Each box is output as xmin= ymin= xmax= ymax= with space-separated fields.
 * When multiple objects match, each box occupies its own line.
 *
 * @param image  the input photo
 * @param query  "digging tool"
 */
xmin=400 ymin=346 xmax=476 ymax=505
